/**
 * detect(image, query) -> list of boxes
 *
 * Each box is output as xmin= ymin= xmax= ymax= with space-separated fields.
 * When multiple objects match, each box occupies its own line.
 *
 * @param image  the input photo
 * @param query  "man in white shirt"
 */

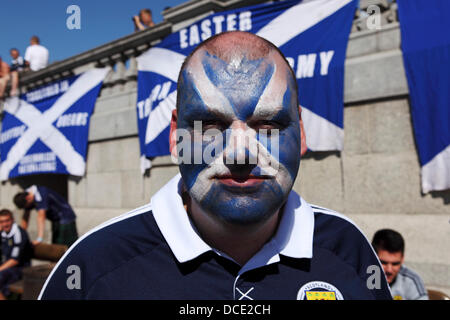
xmin=24 ymin=36 xmax=49 ymax=71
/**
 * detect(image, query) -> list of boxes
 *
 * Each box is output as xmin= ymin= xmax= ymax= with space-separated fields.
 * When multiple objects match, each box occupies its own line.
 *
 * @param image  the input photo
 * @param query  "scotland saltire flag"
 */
xmin=398 ymin=0 xmax=450 ymax=193
xmin=0 ymin=68 xmax=110 ymax=181
xmin=136 ymin=0 xmax=357 ymax=172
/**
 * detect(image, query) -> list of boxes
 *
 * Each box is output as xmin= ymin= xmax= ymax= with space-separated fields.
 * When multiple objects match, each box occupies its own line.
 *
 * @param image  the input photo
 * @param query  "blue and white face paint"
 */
xmin=176 ymin=47 xmax=301 ymax=226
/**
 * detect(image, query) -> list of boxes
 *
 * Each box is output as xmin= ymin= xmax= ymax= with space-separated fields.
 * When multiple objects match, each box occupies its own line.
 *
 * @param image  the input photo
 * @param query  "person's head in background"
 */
xmin=10 ymin=48 xmax=20 ymax=60
xmin=0 ymin=209 xmax=15 ymax=234
xmin=372 ymin=229 xmax=405 ymax=284
xmin=139 ymin=9 xmax=154 ymax=27
xmin=13 ymin=192 xmax=34 ymax=210
xmin=30 ymin=35 xmax=40 ymax=46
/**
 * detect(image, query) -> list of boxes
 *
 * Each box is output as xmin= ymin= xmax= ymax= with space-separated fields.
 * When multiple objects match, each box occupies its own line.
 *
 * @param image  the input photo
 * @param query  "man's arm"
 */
xmin=133 ymin=16 xmax=145 ymax=31
xmin=0 ymin=259 xmax=19 ymax=272
xmin=24 ymin=48 xmax=31 ymax=70
xmin=34 ymin=209 xmax=46 ymax=244
xmin=21 ymin=209 xmax=31 ymax=230
xmin=1 ymin=62 xmax=10 ymax=76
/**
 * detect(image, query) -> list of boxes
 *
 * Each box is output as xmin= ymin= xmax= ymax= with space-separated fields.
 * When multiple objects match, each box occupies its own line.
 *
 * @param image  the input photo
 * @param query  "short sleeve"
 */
xmin=35 ymin=187 xmax=49 ymax=211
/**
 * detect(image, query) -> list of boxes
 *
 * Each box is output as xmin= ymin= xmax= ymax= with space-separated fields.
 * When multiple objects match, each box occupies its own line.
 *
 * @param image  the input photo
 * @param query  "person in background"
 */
xmin=0 ymin=56 xmax=11 ymax=99
xmin=24 ymin=36 xmax=49 ymax=71
xmin=372 ymin=228 xmax=428 ymax=300
xmin=13 ymin=185 xmax=78 ymax=248
xmin=0 ymin=209 xmax=32 ymax=300
xmin=9 ymin=48 xmax=26 ymax=97
xmin=133 ymin=8 xmax=155 ymax=31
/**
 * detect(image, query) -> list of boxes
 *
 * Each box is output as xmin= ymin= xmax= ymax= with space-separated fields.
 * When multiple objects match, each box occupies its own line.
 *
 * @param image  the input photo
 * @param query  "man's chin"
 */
xmin=201 ymin=195 xmax=280 ymax=226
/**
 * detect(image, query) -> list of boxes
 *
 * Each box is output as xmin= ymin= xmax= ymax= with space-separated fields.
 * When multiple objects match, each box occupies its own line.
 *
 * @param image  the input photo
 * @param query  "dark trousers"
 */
xmin=0 ymin=267 xmax=22 ymax=296
xmin=51 ymin=221 xmax=78 ymax=247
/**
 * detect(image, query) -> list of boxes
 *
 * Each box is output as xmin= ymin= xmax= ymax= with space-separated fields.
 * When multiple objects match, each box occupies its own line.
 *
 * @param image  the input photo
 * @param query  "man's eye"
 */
xmin=250 ymin=120 xmax=284 ymax=134
xmin=200 ymin=120 xmax=228 ymax=132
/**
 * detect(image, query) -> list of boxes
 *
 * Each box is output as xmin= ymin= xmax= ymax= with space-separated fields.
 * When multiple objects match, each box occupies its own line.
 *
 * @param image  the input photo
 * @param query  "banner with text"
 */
xmin=398 ymin=0 xmax=450 ymax=193
xmin=0 ymin=68 xmax=110 ymax=180
xmin=136 ymin=0 xmax=356 ymax=172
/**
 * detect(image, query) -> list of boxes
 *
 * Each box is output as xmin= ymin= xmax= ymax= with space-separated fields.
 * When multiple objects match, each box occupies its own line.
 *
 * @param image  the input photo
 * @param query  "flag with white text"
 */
xmin=0 ymin=68 xmax=110 ymax=180
xmin=136 ymin=0 xmax=357 ymax=172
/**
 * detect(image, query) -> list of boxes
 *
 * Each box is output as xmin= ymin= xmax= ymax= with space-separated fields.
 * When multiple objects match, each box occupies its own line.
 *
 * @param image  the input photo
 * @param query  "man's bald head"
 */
xmin=177 ymin=31 xmax=297 ymax=110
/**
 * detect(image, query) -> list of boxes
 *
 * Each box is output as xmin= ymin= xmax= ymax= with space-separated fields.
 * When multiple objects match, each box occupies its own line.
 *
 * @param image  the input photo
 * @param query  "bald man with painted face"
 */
xmin=39 ymin=32 xmax=392 ymax=300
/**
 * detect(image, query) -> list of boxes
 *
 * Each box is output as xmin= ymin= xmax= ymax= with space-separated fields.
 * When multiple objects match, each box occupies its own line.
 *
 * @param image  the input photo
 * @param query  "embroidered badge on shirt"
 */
xmin=297 ymin=281 xmax=344 ymax=300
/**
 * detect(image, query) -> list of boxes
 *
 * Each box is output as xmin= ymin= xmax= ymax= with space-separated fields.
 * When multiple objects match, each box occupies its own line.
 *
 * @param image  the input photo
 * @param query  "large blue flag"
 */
xmin=0 ymin=68 xmax=109 ymax=180
xmin=398 ymin=0 xmax=450 ymax=193
xmin=136 ymin=0 xmax=357 ymax=172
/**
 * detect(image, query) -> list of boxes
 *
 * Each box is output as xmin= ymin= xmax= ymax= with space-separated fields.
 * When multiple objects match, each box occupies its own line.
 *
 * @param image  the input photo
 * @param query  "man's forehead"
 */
xmin=182 ymin=47 xmax=295 ymax=120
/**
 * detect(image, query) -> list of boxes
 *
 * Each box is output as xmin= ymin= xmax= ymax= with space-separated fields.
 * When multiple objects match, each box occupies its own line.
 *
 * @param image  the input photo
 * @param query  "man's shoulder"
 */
xmin=61 ymin=204 xmax=162 ymax=257
xmin=395 ymin=266 xmax=428 ymax=299
xmin=17 ymin=225 xmax=30 ymax=241
xmin=36 ymin=45 xmax=49 ymax=54
xmin=398 ymin=265 xmax=426 ymax=286
xmin=310 ymin=204 xmax=369 ymax=245
xmin=39 ymin=204 xmax=166 ymax=299
xmin=308 ymin=204 xmax=380 ymax=271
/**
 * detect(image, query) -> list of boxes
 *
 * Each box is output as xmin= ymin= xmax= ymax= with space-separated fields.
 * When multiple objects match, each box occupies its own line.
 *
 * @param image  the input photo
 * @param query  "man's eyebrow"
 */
xmin=182 ymin=100 xmax=234 ymax=122
xmin=249 ymin=104 xmax=290 ymax=121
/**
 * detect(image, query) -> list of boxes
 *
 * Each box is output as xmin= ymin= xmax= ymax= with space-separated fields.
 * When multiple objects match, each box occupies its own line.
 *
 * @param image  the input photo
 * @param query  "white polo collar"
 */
xmin=1 ymin=222 xmax=19 ymax=238
xmin=151 ymin=174 xmax=314 ymax=271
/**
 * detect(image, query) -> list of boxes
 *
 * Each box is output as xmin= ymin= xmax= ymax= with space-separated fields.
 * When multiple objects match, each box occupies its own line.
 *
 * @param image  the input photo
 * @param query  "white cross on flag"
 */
xmin=0 ymin=67 xmax=110 ymax=181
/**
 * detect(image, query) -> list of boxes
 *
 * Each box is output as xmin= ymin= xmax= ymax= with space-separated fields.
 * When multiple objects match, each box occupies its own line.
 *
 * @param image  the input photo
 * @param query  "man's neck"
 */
xmin=183 ymin=192 xmax=281 ymax=266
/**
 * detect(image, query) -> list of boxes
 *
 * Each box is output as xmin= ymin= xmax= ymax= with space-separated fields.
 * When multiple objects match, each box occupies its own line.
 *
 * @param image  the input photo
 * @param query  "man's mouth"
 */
xmin=215 ymin=174 xmax=271 ymax=188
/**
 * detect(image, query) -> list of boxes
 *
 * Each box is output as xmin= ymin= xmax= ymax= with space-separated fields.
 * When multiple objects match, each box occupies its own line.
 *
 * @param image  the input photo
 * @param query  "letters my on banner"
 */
xmin=136 ymin=0 xmax=357 ymax=172
xmin=397 ymin=0 xmax=450 ymax=193
xmin=0 ymin=68 xmax=110 ymax=181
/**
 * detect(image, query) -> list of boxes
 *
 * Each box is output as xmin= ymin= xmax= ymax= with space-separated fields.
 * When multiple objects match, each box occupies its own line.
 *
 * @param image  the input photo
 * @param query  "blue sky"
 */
xmin=0 ymin=0 xmax=186 ymax=64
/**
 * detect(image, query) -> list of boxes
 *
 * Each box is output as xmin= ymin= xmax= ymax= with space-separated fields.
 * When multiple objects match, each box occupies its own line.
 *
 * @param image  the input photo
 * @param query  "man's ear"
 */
xmin=299 ymin=105 xmax=307 ymax=156
xmin=169 ymin=109 xmax=178 ymax=161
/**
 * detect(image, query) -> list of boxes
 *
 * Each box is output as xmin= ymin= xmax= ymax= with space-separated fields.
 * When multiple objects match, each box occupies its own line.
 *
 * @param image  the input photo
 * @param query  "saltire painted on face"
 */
xmin=177 ymin=49 xmax=300 ymax=224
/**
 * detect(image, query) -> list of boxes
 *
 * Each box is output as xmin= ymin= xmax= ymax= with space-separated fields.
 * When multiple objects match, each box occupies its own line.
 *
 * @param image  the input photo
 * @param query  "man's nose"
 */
xmin=223 ymin=125 xmax=257 ymax=166
xmin=223 ymin=126 xmax=258 ymax=170
xmin=385 ymin=264 xmax=394 ymax=274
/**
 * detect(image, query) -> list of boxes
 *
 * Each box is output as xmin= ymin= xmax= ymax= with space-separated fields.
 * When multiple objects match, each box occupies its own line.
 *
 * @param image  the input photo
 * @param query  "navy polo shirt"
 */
xmin=39 ymin=174 xmax=392 ymax=300
xmin=27 ymin=185 xmax=76 ymax=224
xmin=1 ymin=223 xmax=32 ymax=268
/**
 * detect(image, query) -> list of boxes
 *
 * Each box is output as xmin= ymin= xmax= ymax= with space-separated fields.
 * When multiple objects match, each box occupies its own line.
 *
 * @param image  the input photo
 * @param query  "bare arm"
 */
xmin=21 ymin=209 xmax=31 ymax=230
xmin=0 ymin=259 xmax=19 ymax=272
xmin=35 ymin=209 xmax=46 ymax=243
xmin=133 ymin=16 xmax=146 ymax=31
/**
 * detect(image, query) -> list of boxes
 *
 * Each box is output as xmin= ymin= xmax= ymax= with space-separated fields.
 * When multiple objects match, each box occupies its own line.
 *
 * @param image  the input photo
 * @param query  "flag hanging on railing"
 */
xmin=398 ymin=0 xmax=450 ymax=193
xmin=0 ymin=67 xmax=110 ymax=180
xmin=136 ymin=0 xmax=357 ymax=172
